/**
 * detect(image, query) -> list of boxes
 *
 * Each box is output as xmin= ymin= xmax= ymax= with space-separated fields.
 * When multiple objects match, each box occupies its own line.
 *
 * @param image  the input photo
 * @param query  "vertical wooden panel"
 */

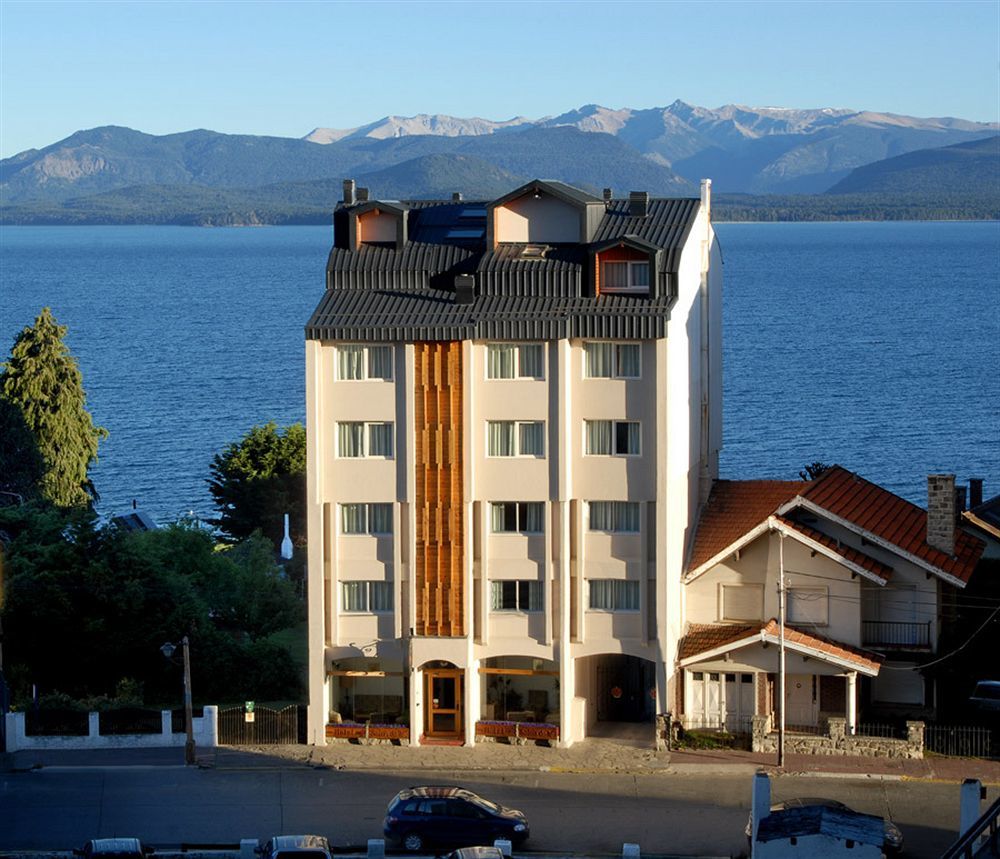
xmin=414 ymin=342 xmax=464 ymax=636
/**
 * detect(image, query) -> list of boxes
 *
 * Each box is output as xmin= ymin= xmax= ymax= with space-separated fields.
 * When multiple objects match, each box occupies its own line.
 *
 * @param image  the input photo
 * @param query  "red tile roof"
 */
xmin=687 ymin=480 xmax=804 ymax=572
xmin=801 ymin=466 xmax=985 ymax=583
xmin=679 ymin=620 xmax=882 ymax=674
xmin=775 ymin=515 xmax=893 ymax=582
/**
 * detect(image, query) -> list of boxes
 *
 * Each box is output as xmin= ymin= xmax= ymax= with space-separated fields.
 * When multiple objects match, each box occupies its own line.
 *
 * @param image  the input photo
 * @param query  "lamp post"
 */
xmin=161 ymin=636 xmax=195 ymax=765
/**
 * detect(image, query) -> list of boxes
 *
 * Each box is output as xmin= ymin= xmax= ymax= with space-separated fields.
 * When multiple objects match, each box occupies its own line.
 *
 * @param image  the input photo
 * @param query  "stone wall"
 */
xmin=752 ymin=716 xmax=924 ymax=759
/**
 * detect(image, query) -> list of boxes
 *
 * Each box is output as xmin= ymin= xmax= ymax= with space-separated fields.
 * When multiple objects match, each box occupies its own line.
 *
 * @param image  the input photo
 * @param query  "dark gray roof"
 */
xmin=757 ymin=806 xmax=883 ymax=845
xmin=308 ymin=182 xmax=702 ymax=343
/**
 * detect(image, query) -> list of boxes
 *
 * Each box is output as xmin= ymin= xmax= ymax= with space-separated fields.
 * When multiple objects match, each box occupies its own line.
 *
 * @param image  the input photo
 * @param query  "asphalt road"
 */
xmin=0 ymin=762 xmax=977 ymax=858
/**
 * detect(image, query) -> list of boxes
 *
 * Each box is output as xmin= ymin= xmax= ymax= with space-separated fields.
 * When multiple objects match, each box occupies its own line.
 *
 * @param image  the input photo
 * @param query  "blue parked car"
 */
xmin=384 ymin=786 xmax=529 ymax=852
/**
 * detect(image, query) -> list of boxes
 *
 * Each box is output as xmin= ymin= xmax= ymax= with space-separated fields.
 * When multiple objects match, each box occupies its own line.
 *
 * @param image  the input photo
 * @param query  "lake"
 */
xmin=1 ymin=221 xmax=997 ymax=522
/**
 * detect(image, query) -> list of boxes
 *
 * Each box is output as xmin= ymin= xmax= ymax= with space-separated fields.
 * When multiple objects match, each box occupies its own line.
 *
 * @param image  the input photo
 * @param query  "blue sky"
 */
xmin=1 ymin=0 xmax=997 ymax=158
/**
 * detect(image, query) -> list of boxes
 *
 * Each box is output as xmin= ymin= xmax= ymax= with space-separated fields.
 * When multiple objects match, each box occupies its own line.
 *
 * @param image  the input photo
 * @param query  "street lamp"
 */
xmin=161 ymin=636 xmax=195 ymax=765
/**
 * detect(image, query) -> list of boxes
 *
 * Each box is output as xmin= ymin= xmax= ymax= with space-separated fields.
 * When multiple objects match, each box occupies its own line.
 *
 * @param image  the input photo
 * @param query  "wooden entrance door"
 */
xmin=425 ymin=669 xmax=463 ymax=738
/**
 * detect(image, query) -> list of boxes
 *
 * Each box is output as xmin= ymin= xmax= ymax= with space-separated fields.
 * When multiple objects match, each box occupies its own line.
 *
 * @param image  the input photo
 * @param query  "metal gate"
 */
xmin=596 ymin=655 xmax=654 ymax=722
xmin=925 ymin=723 xmax=994 ymax=758
xmin=218 ymin=705 xmax=300 ymax=745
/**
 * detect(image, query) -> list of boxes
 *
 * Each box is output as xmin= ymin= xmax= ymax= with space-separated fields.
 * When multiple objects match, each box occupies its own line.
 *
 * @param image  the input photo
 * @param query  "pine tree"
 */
xmin=0 ymin=308 xmax=108 ymax=507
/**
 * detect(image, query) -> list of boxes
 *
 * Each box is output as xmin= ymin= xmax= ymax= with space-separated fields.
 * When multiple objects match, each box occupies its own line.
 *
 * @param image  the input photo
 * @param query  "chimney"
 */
xmin=342 ymin=179 xmax=356 ymax=206
xmin=628 ymin=191 xmax=649 ymax=218
xmin=927 ymin=474 xmax=957 ymax=555
xmin=603 ymin=188 xmax=613 ymax=202
xmin=454 ymin=273 xmax=476 ymax=305
xmin=701 ymin=178 xmax=712 ymax=220
xmin=969 ymin=478 xmax=984 ymax=508
xmin=452 ymin=192 xmax=463 ymax=202
xmin=357 ymin=187 xmax=370 ymax=203
xmin=956 ymin=484 xmax=968 ymax=513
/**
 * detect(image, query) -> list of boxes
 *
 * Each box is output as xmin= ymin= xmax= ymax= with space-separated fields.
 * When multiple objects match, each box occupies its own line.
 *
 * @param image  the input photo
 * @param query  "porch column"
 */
xmin=846 ymin=671 xmax=857 ymax=736
xmin=465 ymin=660 xmax=480 ymax=747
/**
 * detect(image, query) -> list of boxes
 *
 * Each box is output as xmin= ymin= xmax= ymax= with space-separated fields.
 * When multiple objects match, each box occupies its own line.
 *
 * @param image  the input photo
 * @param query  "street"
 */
xmin=0 ymin=757 xmax=976 ymax=858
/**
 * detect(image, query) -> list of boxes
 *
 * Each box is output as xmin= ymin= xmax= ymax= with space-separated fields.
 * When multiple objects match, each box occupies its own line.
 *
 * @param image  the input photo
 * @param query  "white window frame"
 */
xmin=587 ymin=579 xmax=640 ymax=612
xmin=341 ymin=580 xmax=394 ymax=614
xmin=489 ymin=579 xmax=544 ymax=613
xmin=601 ymin=260 xmax=651 ymax=294
xmin=489 ymin=501 xmax=545 ymax=535
xmin=339 ymin=502 xmax=394 ymax=536
xmin=485 ymin=343 xmax=545 ymax=381
xmin=583 ymin=419 xmax=641 ymax=457
xmin=486 ymin=420 xmax=546 ymax=458
xmin=335 ymin=344 xmax=394 ymax=381
xmin=336 ymin=421 xmax=395 ymax=459
xmin=787 ymin=586 xmax=829 ymax=626
xmin=720 ymin=583 xmax=764 ymax=622
xmin=583 ymin=342 xmax=641 ymax=379
xmin=587 ymin=501 xmax=641 ymax=533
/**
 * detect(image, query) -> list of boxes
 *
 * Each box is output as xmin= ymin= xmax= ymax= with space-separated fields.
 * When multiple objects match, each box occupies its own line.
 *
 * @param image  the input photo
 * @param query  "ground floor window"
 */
xmin=480 ymin=657 xmax=559 ymax=723
xmin=328 ymin=664 xmax=405 ymax=725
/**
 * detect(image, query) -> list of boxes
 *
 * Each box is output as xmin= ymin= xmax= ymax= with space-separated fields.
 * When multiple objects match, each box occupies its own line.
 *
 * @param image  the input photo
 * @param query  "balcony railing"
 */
xmin=862 ymin=620 xmax=931 ymax=648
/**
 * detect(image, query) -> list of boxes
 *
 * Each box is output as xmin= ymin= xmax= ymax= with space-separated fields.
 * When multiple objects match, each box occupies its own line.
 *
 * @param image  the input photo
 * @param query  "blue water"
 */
xmin=1 ymin=222 xmax=997 ymax=522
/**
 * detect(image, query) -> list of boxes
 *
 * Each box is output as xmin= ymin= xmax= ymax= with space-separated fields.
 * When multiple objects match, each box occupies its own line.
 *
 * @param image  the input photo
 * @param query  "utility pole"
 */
xmin=778 ymin=533 xmax=786 ymax=769
xmin=182 ymin=636 xmax=195 ymax=766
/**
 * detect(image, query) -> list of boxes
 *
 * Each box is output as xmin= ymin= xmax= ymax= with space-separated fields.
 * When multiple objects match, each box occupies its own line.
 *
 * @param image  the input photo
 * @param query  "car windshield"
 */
xmin=471 ymin=796 xmax=501 ymax=813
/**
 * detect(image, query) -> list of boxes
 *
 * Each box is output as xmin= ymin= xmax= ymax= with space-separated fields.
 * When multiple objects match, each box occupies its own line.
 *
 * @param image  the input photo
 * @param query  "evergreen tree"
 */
xmin=0 ymin=308 xmax=108 ymax=507
xmin=0 ymin=394 xmax=45 ymax=502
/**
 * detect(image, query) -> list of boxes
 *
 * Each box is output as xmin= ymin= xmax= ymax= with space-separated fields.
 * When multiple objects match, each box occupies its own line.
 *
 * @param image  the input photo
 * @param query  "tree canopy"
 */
xmin=207 ymin=422 xmax=306 ymax=551
xmin=0 ymin=308 xmax=107 ymax=507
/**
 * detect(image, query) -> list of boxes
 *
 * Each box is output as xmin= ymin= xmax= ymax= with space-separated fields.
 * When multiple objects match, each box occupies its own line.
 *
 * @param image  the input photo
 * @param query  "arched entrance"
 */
xmin=422 ymin=661 xmax=463 ymax=740
xmin=593 ymin=654 xmax=656 ymax=722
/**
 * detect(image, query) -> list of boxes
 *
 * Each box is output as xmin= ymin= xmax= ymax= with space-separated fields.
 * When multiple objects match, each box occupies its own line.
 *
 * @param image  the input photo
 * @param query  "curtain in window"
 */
xmin=519 ymin=422 xmax=544 ymax=456
xmin=614 ymin=421 xmax=640 ymax=455
xmin=369 ymin=581 xmax=393 ymax=612
xmin=589 ymin=579 xmax=612 ymax=609
xmin=342 ymin=581 xmax=366 ymax=612
xmin=602 ymin=262 xmax=628 ymax=290
xmin=369 ymin=503 xmax=393 ymax=534
xmin=341 ymin=503 xmax=367 ymax=534
xmin=617 ymin=344 xmax=640 ymax=378
xmin=518 ymin=344 xmax=544 ymax=379
xmin=490 ymin=581 xmax=504 ymax=611
xmin=524 ymin=580 xmax=543 ymax=611
xmin=520 ymin=502 xmax=544 ymax=533
xmin=586 ymin=420 xmax=612 ymax=455
xmin=368 ymin=346 xmax=393 ymax=380
xmin=631 ymin=262 xmax=650 ymax=288
xmin=487 ymin=344 xmax=515 ymax=379
xmin=584 ymin=342 xmax=613 ymax=378
xmin=338 ymin=422 xmax=364 ymax=457
xmin=615 ymin=502 xmax=640 ymax=532
xmin=616 ymin=580 xmax=639 ymax=610
xmin=490 ymin=502 xmax=511 ymax=532
xmin=368 ymin=423 xmax=393 ymax=457
xmin=488 ymin=421 xmax=515 ymax=456
xmin=338 ymin=346 xmax=364 ymax=380
xmin=589 ymin=502 xmax=612 ymax=531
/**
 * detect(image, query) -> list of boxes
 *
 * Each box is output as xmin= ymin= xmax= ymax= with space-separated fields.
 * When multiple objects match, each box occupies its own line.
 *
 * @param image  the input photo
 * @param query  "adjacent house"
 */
xmin=678 ymin=469 xmax=985 ymax=735
xmin=304 ymin=178 xmax=722 ymax=746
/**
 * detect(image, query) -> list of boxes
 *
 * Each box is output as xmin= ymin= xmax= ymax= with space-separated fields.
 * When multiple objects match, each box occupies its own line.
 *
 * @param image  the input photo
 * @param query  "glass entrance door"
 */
xmin=425 ymin=670 xmax=463 ymax=738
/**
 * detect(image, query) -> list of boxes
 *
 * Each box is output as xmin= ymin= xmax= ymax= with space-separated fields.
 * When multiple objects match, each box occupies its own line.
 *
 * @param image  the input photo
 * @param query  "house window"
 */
xmin=340 ymin=503 xmax=393 ymax=535
xmin=341 ymin=580 xmax=394 ymax=613
xmin=585 ymin=419 xmax=640 ymax=456
xmin=589 ymin=579 xmax=639 ymax=611
xmin=602 ymin=261 xmax=650 ymax=293
xmin=721 ymin=584 xmax=764 ymax=622
xmin=588 ymin=501 xmax=640 ymax=533
xmin=788 ymin=587 xmax=829 ymax=626
xmin=487 ymin=420 xmax=545 ymax=457
xmin=490 ymin=502 xmax=544 ymax=534
xmin=336 ymin=345 xmax=393 ymax=381
xmin=337 ymin=422 xmax=394 ymax=458
xmin=490 ymin=580 xmax=543 ymax=612
xmin=583 ymin=342 xmax=641 ymax=379
xmin=486 ymin=344 xmax=544 ymax=380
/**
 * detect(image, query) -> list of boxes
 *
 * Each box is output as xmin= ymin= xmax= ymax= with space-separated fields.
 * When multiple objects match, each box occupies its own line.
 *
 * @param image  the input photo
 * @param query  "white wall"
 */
xmin=494 ymin=195 xmax=579 ymax=243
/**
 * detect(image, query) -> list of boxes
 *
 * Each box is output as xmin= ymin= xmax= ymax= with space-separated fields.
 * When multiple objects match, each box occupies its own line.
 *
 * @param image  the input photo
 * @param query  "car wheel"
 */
xmin=403 ymin=833 xmax=423 ymax=852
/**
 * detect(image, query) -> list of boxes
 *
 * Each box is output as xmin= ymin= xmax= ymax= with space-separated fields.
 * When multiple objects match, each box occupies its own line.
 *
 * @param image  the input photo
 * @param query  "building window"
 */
xmin=588 ymin=579 xmax=639 ymax=611
xmin=788 ymin=587 xmax=829 ymax=626
xmin=490 ymin=502 xmax=544 ymax=534
xmin=602 ymin=261 xmax=650 ymax=293
xmin=584 ymin=420 xmax=640 ymax=456
xmin=337 ymin=422 xmax=394 ymax=458
xmin=490 ymin=580 xmax=543 ymax=612
xmin=341 ymin=580 xmax=394 ymax=613
xmin=588 ymin=501 xmax=640 ymax=533
xmin=487 ymin=343 xmax=544 ymax=380
xmin=336 ymin=345 xmax=393 ymax=381
xmin=340 ymin=503 xmax=393 ymax=535
xmin=487 ymin=420 xmax=545 ymax=457
xmin=583 ymin=342 xmax=641 ymax=379
xmin=721 ymin=584 xmax=764 ymax=622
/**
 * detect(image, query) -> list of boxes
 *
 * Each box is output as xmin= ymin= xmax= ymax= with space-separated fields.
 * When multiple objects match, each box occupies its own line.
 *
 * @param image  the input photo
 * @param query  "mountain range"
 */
xmin=1 ymin=101 xmax=997 ymax=224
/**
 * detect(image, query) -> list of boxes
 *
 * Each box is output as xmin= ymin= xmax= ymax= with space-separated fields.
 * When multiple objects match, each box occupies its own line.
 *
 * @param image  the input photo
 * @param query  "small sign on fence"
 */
xmin=245 ymin=701 xmax=255 ymax=723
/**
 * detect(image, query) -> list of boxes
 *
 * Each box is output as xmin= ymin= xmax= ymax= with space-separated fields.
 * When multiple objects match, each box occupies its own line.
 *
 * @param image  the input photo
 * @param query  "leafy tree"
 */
xmin=207 ymin=422 xmax=306 ymax=551
xmin=799 ymin=461 xmax=831 ymax=481
xmin=0 ymin=308 xmax=108 ymax=507
xmin=0 ymin=394 xmax=45 ymax=502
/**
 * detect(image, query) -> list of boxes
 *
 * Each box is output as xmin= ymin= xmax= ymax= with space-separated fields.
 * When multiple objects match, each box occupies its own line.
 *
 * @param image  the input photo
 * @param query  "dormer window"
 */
xmin=602 ymin=261 xmax=650 ymax=294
